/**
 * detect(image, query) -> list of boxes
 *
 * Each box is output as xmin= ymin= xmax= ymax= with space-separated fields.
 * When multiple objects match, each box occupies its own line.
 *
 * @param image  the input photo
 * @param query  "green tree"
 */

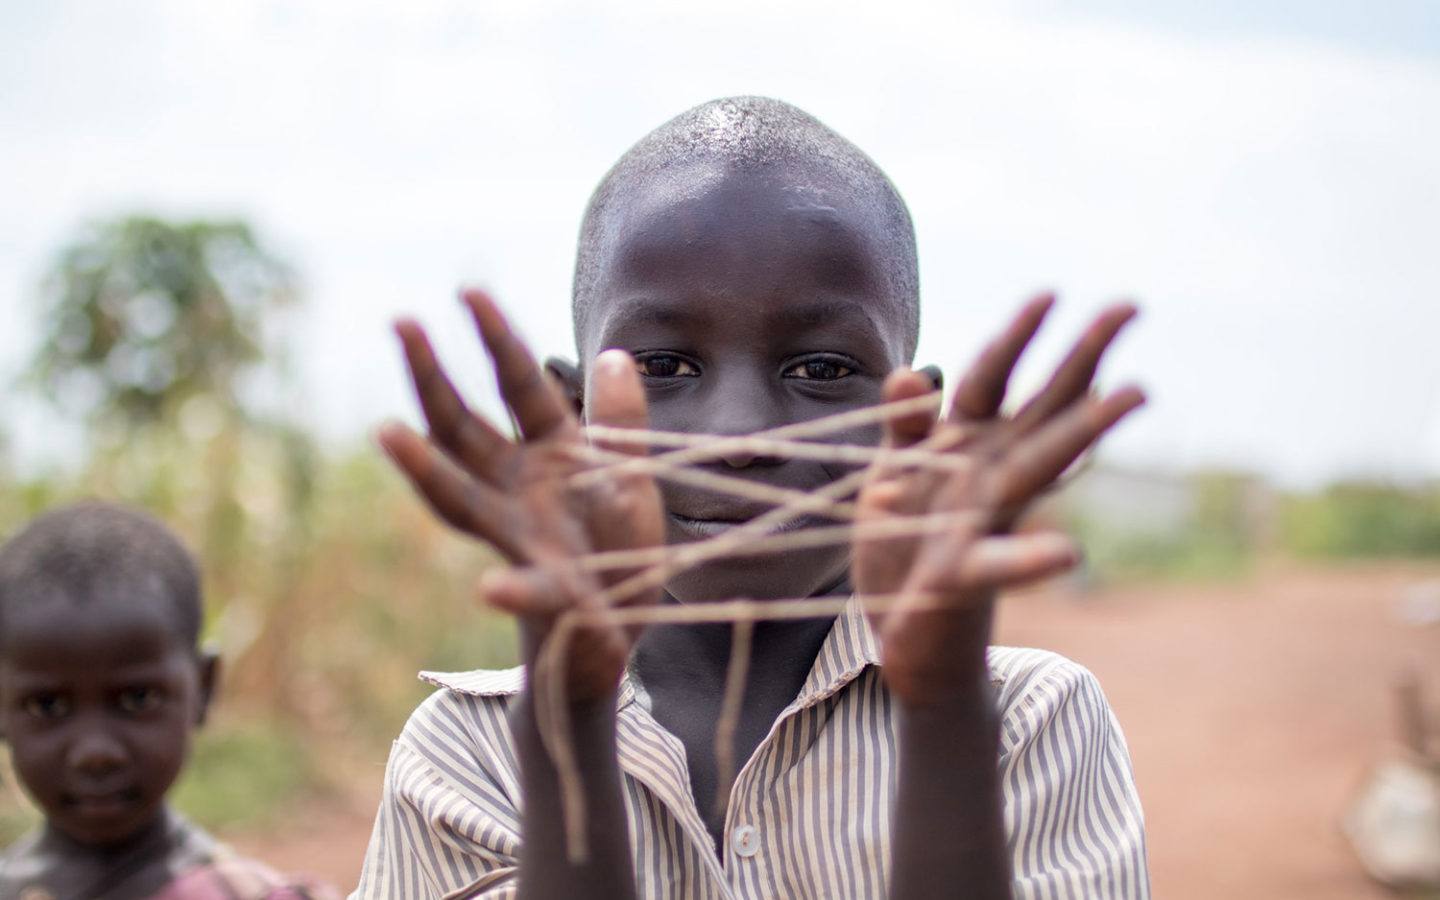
xmin=22 ymin=214 xmax=317 ymax=716
xmin=28 ymin=216 xmax=297 ymax=427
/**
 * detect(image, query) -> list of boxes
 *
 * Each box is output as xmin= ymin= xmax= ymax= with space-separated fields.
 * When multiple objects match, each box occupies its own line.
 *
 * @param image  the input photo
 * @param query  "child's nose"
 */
xmin=718 ymin=445 xmax=783 ymax=469
xmin=708 ymin=394 xmax=785 ymax=469
xmin=67 ymin=729 xmax=128 ymax=775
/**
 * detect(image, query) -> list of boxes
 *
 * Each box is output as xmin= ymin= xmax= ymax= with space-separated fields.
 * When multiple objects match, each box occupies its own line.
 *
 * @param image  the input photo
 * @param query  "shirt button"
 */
xmin=732 ymin=823 xmax=760 ymax=858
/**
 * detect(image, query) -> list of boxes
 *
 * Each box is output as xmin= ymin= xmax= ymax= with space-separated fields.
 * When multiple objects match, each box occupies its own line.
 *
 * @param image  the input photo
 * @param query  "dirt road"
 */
xmin=233 ymin=563 xmax=1440 ymax=897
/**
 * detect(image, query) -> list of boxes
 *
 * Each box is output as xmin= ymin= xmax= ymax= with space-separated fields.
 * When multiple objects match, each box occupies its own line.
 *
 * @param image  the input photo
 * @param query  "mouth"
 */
xmin=667 ymin=510 xmax=827 ymax=541
xmin=63 ymin=786 xmax=142 ymax=819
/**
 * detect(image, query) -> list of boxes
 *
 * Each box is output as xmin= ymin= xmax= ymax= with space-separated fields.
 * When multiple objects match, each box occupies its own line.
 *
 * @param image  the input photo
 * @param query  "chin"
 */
xmin=52 ymin=798 xmax=163 ymax=848
xmin=662 ymin=546 xmax=849 ymax=605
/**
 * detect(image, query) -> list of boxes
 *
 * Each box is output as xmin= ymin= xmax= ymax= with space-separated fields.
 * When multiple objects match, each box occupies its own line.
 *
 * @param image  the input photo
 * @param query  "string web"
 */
xmin=527 ymin=390 xmax=1000 ymax=862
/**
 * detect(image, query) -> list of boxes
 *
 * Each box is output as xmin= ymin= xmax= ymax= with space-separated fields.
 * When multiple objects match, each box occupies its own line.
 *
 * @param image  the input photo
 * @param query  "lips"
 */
xmin=663 ymin=484 xmax=838 ymax=543
xmin=64 ymin=786 xmax=141 ymax=818
xmin=666 ymin=507 xmax=830 ymax=541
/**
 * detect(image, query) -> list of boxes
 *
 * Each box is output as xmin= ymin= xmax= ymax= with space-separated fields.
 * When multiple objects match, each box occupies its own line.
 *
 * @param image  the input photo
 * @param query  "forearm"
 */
xmin=511 ymin=690 xmax=637 ymax=900
xmin=889 ymin=678 xmax=1010 ymax=900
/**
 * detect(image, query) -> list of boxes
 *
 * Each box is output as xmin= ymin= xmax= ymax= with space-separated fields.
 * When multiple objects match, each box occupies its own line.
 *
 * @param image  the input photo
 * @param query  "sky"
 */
xmin=2 ymin=0 xmax=1438 ymax=487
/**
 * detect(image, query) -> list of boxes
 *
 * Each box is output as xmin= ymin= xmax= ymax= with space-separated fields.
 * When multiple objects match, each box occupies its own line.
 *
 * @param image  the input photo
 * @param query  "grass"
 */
xmin=172 ymin=720 xmax=314 ymax=831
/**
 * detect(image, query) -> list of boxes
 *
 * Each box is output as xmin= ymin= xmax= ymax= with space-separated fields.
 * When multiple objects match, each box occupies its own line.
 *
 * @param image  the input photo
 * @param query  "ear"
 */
xmin=194 ymin=649 xmax=221 ymax=728
xmin=544 ymin=356 xmax=585 ymax=417
xmin=917 ymin=364 xmax=944 ymax=392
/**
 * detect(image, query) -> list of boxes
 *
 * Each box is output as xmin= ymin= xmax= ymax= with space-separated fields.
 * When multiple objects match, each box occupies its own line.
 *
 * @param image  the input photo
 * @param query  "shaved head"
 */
xmin=0 ymin=501 xmax=202 ymax=649
xmin=572 ymin=96 xmax=919 ymax=360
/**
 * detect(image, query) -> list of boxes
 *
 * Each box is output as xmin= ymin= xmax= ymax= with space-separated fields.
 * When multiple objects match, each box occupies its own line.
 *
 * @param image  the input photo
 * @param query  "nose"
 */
xmin=67 ymin=727 xmax=127 ymax=777
xmin=701 ymin=370 xmax=787 ymax=470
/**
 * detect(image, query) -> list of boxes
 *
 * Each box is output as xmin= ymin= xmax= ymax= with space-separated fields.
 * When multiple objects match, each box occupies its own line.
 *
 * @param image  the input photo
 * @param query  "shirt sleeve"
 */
xmin=994 ymin=651 xmax=1151 ymax=899
xmin=352 ymin=690 xmax=523 ymax=900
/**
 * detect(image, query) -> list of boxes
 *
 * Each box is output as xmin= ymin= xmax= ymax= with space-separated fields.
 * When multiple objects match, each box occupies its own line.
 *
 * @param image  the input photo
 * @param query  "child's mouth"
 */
xmin=64 ymin=786 xmax=141 ymax=818
xmin=669 ymin=513 xmax=741 ymax=539
xmin=668 ymin=511 xmax=822 ymax=541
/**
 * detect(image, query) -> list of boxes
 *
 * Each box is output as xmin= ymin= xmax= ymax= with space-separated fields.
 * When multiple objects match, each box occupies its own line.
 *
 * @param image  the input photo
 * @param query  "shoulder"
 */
xmin=398 ymin=666 xmax=522 ymax=750
xmin=986 ymin=646 xmax=1118 ymax=749
xmin=384 ymin=666 xmax=525 ymax=797
xmin=164 ymin=851 xmax=341 ymax=900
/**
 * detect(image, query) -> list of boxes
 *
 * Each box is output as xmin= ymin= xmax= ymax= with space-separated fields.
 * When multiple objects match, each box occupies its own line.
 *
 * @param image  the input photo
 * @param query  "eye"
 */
xmin=634 ymin=353 xmax=699 ymax=378
xmin=22 ymin=693 xmax=71 ymax=721
xmin=116 ymin=687 xmax=165 ymax=715
xmin=783 ymin=358 xmax=855 ymax=381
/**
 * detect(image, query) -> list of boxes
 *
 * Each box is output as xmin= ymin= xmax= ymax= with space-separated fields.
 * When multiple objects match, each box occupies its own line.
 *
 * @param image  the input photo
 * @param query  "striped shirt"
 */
xmin=354 ymin=601 xmax=1149 ymax=899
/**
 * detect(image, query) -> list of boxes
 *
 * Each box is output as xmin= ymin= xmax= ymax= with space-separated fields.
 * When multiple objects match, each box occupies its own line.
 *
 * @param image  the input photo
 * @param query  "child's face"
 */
xmin=582 ymin=163 xmax=913 ymax=603
xmin=0 ymin=593 xmax=211 ymax=847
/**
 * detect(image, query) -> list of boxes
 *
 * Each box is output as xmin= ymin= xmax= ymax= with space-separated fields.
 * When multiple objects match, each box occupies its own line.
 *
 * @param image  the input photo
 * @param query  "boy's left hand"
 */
xmin=853 ymin=296 xmax=1143 ymax=708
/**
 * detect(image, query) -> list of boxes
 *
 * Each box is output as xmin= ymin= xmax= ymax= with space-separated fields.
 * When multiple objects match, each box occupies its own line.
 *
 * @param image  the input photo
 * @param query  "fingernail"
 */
xmin=375 ymin=422 xmax=402 ymax=455
xmin=478 ymin=568 xmax=507 ymax=592
xmin=596 ymin=349 xmax=631 ymax=375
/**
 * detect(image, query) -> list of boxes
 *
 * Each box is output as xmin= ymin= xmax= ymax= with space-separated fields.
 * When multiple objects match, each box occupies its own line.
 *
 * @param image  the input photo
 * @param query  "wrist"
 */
xmin=512 ymin=685 xmax=621 ymax=756
xmin=895 ymin=667 xmax=996 ymax=720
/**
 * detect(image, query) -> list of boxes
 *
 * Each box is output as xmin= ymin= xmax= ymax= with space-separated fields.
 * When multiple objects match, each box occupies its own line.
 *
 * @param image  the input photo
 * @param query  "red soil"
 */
xmin=232 ymin=563 xmax=1440 ymax=898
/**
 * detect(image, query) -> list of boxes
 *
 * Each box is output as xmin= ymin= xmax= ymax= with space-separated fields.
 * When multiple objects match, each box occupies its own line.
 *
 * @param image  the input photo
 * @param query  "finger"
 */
xmin=862 ymin=370 xmax=946 ymax=527
xmin=940 ymin=532 xmax=1079 ymax=593
xmin=376 ymin=421 xmax=526 ymax=561
xmin=587 ymin=349 xmax=650 ymax=458
xmin=479 ymin=567 xmax=569 ymax=618
xmin=462 ymin=288 xmax=575 ymax=442
xmin=993 ymin=386 xmax=1146 ymax=511
xmin=1011 ymin=303 xmax=1137 ymax=433
xmin=948 ymin=293 xmax=1054 ymax=422
xmin=395 ymin=319 xmax=512 ymax=480
xmin=880 ymin=368 xmax=939 ymax=449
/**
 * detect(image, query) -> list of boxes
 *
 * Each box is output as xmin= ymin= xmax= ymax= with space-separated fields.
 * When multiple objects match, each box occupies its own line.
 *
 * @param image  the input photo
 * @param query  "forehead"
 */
xmin=584 ymin=162 xmax=907 ymax=351
xmin=0 ymin=590 xmax=189 ymax=675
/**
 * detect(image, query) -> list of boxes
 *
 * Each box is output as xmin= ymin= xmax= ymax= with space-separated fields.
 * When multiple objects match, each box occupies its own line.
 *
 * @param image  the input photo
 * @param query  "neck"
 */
xmin=633 ymin=574 xmax=851 ymax=695
xmin=39 ymin=806 xmax=175 ymax=861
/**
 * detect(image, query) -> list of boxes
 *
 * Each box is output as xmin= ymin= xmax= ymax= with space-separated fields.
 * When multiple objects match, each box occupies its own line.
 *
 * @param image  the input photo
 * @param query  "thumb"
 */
xmin=880 ymin=368 xmax=938 ymax=450
xmin=587 ymin=349 xmax=651 ymax=458
xmin=928 ymin=531 xmax=1080 ymax=595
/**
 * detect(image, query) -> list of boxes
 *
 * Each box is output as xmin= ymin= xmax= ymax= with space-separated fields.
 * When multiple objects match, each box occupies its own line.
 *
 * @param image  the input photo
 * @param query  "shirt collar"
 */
xmin=418 ymin=596 xmax=882 ymax=705
xmin=789 ymin=595 xmax=880 ymax=711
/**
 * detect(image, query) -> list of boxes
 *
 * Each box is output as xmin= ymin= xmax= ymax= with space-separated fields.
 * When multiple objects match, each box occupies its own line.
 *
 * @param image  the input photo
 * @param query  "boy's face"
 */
xmin=581 ymin=163 xmax=913 ymax=603
xmin=0 ymin=592 xmax=212 ymax=847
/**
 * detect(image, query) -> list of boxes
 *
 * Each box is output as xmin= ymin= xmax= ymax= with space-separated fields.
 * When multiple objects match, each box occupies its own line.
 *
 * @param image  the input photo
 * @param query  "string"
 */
xmin=516 ymin=390 xmax=997 ymax=863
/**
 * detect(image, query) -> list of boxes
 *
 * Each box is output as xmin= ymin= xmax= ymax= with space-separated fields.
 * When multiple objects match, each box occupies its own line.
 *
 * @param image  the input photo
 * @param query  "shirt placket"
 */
xmin=613 ymin=601 xmax=880 ymax=899
xmin=614 ymin=696 xmax=735 ymax=898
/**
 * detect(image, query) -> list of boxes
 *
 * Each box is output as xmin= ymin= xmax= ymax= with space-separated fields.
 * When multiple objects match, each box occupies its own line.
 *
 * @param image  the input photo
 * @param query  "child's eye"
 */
xmin=116 ymin=687 xmax=165 ymax=715
xmin=635 ymin=354 xmax=699 ymax=378
xmin=784 ymin=358 xmax=854 ymax=381
xmin=22 ymin=693 xmax=71 ymax=720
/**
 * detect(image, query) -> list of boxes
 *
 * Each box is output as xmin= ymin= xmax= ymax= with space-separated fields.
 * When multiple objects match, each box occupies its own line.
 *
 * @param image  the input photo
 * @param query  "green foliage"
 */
xmin=0 ymin=768 xmax=38 ymax=846
xmin=1068 ymin=471 xmax=1440 ymax=581
xmin=27 ymin=216 xmax=296 ymax=427
xmin=1071 ymin=519 xmax=1253 ymax=582
xmin=171 ymin=721 xmax=311 ymax=830
xmin=1 ymin=212 xmax=513 ymax=833
xmin=1064 ymin=468 xmax=1261 ymax=583
xmin=1279 ymin=481 xmax=1440 ymax=559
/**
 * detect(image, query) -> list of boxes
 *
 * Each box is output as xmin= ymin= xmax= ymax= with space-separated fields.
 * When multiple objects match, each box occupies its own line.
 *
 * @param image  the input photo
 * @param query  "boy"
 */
xmin=0 ymin=502 xmax=334 ymax=900
xmin=359 ymin=97 xmax=1148 ymax=898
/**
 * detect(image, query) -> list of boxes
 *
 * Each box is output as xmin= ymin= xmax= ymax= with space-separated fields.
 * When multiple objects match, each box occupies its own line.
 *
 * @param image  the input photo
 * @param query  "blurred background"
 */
xmin=2 ymin=1 xmax=1438 ymax=896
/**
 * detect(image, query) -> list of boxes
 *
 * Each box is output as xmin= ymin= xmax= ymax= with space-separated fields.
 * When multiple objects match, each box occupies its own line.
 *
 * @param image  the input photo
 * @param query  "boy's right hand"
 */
xmin=378 ymin=289 xmax=664 ymax=703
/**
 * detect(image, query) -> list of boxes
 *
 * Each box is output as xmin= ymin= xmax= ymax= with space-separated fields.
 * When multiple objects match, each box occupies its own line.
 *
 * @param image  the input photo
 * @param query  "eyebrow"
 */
xmin=604 ymin=297 xmax=705 ymax=330
xmin=767 ymin=298 xmax=887 ymax=335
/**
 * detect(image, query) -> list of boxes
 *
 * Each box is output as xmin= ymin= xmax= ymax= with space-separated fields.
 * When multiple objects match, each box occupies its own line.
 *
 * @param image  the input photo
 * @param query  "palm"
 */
xmin=852 ymin=296 xmax=1144 ymax=705
xmin=378 ymin=290 xmax=663 ymax=699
